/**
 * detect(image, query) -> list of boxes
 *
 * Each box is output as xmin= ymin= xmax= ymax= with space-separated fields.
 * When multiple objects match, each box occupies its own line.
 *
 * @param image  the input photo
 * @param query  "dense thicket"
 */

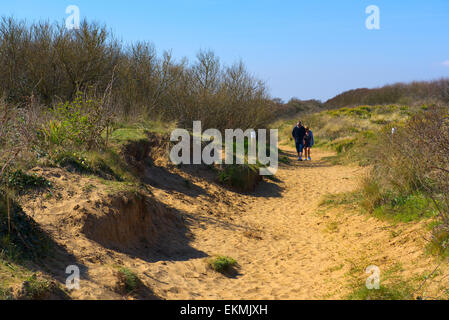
xmin=325 ymin=79 xmax=449 ymax=108
xmin=0 ymin=17 xmax=273 ymax=131
xmin=272 ymin=98 xmax=325 ymax=119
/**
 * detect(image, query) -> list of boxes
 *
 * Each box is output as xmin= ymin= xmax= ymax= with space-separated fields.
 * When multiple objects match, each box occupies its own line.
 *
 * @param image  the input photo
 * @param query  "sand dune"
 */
xmin=20 ymin=146 xmax=447 ymax=299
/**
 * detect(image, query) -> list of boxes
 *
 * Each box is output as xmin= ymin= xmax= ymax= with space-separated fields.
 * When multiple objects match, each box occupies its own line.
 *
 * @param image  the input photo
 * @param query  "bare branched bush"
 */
xmin=326 ymin=79 xmax=449 ymax=108
xmin=0 ymin=98 xmax=41 ymax=181
xmin=363 ymin=105 xmax=449 ymax=237
xmin=0 ymin=17 xmax=273 ymax=132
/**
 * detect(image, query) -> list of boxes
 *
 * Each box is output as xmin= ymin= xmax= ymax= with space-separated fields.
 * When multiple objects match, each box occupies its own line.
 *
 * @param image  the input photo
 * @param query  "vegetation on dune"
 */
xmin=0 ymin=192 xmax=60 ymax=300
xmin=272 ymin=98 xmax=325 ymax=119
xmin=6 ymin=170 xmax=51 ymax=194
xmin=208 ymin=255 xmax=238 ymax=274
xmin=0 ymin=16 xmax=273 ymax=299
xmin=308 ymin=103 xmax=449 ymax=257
xmin=0 ymin=16 xmax=273 ymax=204
xmin=116 ymin=267 xmax=141 ymax=295
xmin=0 ymin=14 xmax=447 ymax=301
xmin=325 ymin=79 xmax=449 ymax=108
xmin=0 ymin=17 xmax=274 ymax=132
xmin=0 ymin=193 xmax=52 ymax=261
xmin=363 ymin=106 xmax=449 ymax=254
xmin=218 ymin=164 xmax=262 ymax=192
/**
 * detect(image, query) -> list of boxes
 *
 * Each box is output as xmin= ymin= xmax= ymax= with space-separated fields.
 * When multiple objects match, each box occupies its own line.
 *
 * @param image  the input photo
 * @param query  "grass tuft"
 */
xmin=208 ymin=255 xmax=238 ymax=273
xmin=117 ymin=267 xmax=141 ymax=294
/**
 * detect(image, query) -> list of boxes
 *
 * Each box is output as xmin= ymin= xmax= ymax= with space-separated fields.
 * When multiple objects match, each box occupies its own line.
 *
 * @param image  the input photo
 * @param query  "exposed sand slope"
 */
xmin=20 ymin=146 xmax=448 ymax=299
xmin=142 ymin=146 xmax=446 ymax=300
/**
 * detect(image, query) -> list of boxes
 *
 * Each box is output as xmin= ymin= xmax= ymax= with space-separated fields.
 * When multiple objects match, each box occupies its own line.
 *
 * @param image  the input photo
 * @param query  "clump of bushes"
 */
xmin=0 ymin=17 xmax=273 ymax=132
xmin=208 ymin=255 xmax=238 ymax=274
xmin=325 ymin=80 xmax=449 ymax=108
xmin=6 ymin=170 xmax=51 ymax=194
xmin=360 ymin=106 xmax=449 ymax=248
xmin=39 ymin=91 xmax=115 ymax=154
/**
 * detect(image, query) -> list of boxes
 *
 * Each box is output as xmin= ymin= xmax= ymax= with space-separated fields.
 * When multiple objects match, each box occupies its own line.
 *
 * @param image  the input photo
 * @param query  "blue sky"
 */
xmin=2 ymin=0 xmax=449 ymax=101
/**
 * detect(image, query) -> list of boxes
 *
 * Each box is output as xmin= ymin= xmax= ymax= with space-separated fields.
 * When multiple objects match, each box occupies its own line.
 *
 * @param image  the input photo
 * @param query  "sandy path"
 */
xmin=23 ymin=145 xmax=446 ymax=299
xmin=143 ymin=146 xmax=441 ymax=300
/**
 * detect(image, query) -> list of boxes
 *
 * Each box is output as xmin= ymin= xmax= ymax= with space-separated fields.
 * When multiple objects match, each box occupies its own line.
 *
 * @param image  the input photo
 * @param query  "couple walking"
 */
xmin=292 ymin=121 xmax=314 ymax=161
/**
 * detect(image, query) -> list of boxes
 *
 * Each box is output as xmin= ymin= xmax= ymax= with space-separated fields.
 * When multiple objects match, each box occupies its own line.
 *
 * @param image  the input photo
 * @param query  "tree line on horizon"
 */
xmin=273 ymin=79 xmax=449 ymax=118
xmin=0 ymin=16 xmax=274 ymax=131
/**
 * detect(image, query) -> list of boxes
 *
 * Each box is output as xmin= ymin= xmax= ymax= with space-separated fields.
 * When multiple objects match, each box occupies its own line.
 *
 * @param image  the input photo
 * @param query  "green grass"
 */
xmin=321 ymin=190 xmax=436 ymax=224
xmin=273 ymin=104 xmax=416 ymax=166
xmin=208 ymin=256 xmax=237 ymax=273
xmin=371 ymin=193 xmax=437 ymax=223
xmin=18 ymin=275 xmax=54 ymax=300
xmin=117 ymin=267 xmax=141 ymax=294
xmin=346 ymin=260 xmax=415 ymax=300
xmin=218 ymin=164 xmax=262 ymax=192
xmin=0 ymin=257 xmax=32 ymax=300
xmin=348 ymin=282 xmax=414 ymax=300
xmin=110 ymin=127 xmax=149 ymax=146
xmin=52 ymin=150 xmax=124 ymax=182
xmin=319 ymin=191 xmax=362 ymax=208
xmin=0 ymin=256 xmax=62 ymax=300
xmin=109 ymin=119 xmax=176 ymax=147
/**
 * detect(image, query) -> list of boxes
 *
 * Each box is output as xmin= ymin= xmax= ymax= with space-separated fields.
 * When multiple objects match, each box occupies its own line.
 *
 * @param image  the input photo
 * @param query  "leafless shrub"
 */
xmin=366 ymin=105 xmax=449 ymax=222
xmin=326 ymin=79 xmax=449 ymax=108
xmin=0 ymin=17 xmax=273 ymax=131
xmin=0 ymin=97 xmax=42 ymax=181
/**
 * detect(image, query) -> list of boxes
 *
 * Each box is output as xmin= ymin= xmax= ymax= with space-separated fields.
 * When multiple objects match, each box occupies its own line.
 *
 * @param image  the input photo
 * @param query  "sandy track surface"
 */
xmin=144 ymin=147 xmax=442 ymax=300
xmin=22 ymin=146 xmax=446 ymax=299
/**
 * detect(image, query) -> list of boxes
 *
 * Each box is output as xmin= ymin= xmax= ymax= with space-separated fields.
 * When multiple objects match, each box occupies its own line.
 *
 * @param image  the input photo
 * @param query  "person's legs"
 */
xmin=295 ymin=140 xmax=301 ymax=159
xmin=307 ymin=147 xmax=311 ymax=160
xmin=299 ymin=143 xmax=304 ymax=160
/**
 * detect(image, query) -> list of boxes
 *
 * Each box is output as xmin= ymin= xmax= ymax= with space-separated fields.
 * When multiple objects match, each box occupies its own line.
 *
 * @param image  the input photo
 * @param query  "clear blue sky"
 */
xmin=2 ymin=0 xmax=449 ymax=101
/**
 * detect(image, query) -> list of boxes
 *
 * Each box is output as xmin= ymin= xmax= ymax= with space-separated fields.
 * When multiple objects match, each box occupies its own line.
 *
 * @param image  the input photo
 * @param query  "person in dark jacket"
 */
xmin=292 ymin=121 xmax=306 ymax=161
xmin=304 ymin=127 xmax=314 ymax=161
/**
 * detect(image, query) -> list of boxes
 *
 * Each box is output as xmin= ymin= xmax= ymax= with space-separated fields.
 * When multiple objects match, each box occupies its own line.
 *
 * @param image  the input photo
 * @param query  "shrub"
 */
xmin=357 ymin=106 xmax=449 ymax=238
xmin=44 ymin=92 xmax=114 ymax=151
xmin=17 ymin=275 xmax=53 ymax=300
xmin=6 ymin=170 xmax=51 ymax=194
xmin=218 ymin=164 xmax=262 ymax=192
xmin=428 ymin=224 xmax=449 ymax=257
xmin=116 ymin=267 xmax=141 ymax=294
xmin=0 ymin=17 xmax=273 ymax=132
xmin=208 ymin=256 xmax=237 ymax=273
xmin=53 ymin=151 xmax=120 ymax=181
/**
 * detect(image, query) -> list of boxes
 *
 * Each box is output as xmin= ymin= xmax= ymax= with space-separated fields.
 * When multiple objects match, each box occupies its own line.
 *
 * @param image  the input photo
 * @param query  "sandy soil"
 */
xmin=20 ymin=146 xmax=449 ymax=300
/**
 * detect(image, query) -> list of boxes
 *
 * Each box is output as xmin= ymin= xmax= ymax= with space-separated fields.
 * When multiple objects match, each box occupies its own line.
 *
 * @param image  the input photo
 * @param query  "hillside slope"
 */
xmin=9 ymin=139 xmax=448 ymax=299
